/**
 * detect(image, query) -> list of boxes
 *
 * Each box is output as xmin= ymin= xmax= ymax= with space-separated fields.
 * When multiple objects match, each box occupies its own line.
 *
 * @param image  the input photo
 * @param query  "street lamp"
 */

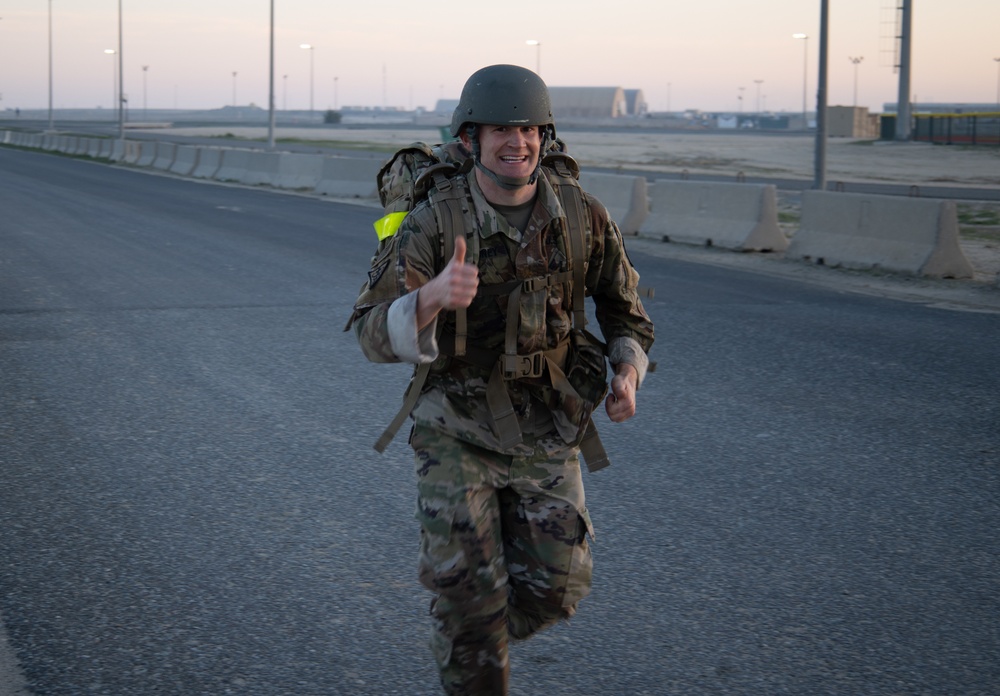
xmin=526 ymin=40 xmax=541 ymax=75
xmin=104 ymin=49 xmax=117 ymax=116
xmin=46 ymin=0 xmax=54 ymax=131
xmin=849 ymin=56 xmax=863 ymax=107
xmin=994 ymin=57 xmax=1000 ymax=109
xmin=300 ymin=43 xmax=315 ymax=113
xmin=283 ymin=74 xmax=288 ymax=110
xmin=142 ymin=65 xmax=149 ymax=121
xmin=232 ymin=71 xmax=237 ymax=107
xmin=793 ymin=33 xmax=809 ymax=128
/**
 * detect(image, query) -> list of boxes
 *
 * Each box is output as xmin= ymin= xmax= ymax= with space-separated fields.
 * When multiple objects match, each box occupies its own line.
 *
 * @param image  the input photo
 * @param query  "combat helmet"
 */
xmin=451 ymin=64 xmax=555 ymax=189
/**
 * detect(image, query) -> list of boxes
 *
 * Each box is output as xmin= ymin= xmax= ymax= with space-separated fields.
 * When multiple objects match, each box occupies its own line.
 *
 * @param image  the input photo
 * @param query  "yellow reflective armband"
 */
xmin=373 ymin=212 xmax=408 ymax=242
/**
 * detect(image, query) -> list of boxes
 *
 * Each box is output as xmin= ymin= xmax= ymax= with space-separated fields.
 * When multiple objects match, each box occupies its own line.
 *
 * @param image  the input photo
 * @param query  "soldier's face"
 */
xmin=474 ymin=125 xmax=542 ymax=180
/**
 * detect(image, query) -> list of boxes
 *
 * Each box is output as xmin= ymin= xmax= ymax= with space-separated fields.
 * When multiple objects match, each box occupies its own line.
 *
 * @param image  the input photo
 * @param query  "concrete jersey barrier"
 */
xmin=788 ymin=191 xmax=975 ymax=279
xmin=135 ymin=141 xmax=157 ymax=167
xmin=213 ymin=148 xmax=252 ymax=182
xmin=240 ymin=151 xmax=282 ymax=186
xmin=578 ymin=172 xmax=649 ymax=235
xmin=314 ymin=156 xmax=381 ymax=198
xmin=169 ymin=145 xmax=201 ymax=176
xmin=152 ymin=142 xmax=178 ymax=170
xmin=274 ymin=152 xmax=324 ymax=190
xmin=640 ymin=180 xmax=788 ymax=252
xmin=191 ymin=148 xmax=223 ymax=179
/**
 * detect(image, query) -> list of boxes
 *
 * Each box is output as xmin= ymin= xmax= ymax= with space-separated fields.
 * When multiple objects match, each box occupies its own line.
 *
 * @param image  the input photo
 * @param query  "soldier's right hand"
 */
xmin=416 ymin=236 xmax=479 ymax=328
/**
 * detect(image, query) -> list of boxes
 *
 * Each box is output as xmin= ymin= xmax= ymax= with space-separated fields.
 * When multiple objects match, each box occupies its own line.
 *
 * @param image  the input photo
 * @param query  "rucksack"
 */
xmin=365 ymin=141 xmax=612 ymax=471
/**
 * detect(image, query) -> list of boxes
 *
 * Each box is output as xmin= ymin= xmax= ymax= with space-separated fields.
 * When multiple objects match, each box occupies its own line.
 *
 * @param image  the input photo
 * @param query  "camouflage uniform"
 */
xmin=353 ymin=166 xmax=654 ymax=695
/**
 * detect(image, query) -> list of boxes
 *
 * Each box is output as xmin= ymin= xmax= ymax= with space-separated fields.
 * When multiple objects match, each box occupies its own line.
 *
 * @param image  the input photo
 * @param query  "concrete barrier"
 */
xmin=640 ymin=180 xmax=788 ymax=251
xmin=213 ymin=148 xmax=253 ymax=182
xmin=99 ymin=139 xmax=116 ymax=159
xmin=151 ymin=142 xmax=177 ymax=170
xmin=169 ymin=145 xmax=200 ymax=175
xmin=68 ymin=137 xmax=88 ymax=156
xmin=109 ymin=139 xmax=127 ymax=162
xmin=273 ymin=152 xmax=324 ymax=190
xmin=240 ymin=151 xmax=282 ymax=186
xmin=87 ymin=139 xmax=104 ymax=158
xmin=136 ymin=141 xmax=157 ymax=167
xmin=191 ymin=148 xmax=223 ymax=179
xmin=788 ymin=191 xmax=974 ymax=278
xmin=314 ymin=156 xmax=381 ymax=198
xmin=123 ymin=140 xmax=143 ymax=164
xmin=579 ymin=172 xmax=649 ymax=235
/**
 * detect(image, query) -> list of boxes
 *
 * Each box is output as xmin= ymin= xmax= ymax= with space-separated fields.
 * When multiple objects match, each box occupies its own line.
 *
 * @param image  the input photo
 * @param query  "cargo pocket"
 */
xmin=562 ymin=506 xmax=595 ymax=607
xmin=415 ymin=502 xmax=459 ymax=594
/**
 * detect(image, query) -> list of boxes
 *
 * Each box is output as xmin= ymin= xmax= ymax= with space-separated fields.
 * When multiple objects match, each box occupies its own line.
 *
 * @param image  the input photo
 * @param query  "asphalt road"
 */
xmin=1 ymin=147 xmax=998 ymax=695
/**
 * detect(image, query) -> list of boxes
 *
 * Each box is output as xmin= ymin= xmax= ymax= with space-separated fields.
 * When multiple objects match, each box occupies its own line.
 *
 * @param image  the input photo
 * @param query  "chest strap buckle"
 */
xmin=501 ymin=352 xmax=545 ymax=380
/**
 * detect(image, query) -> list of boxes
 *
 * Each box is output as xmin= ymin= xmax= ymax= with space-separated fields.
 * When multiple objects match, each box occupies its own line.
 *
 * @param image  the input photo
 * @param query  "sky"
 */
xmin=1 ymin=1 xmax=998 ymax=114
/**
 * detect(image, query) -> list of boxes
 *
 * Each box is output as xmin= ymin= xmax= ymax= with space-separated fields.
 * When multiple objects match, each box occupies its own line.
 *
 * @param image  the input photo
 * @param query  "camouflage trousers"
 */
xmin=411 ymin=424 xmax=595 ymax=696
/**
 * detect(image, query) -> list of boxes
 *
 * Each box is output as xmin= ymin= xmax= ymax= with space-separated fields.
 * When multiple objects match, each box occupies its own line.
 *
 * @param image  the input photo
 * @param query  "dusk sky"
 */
xmin=1 ymin=1 xmax=998 ymax=114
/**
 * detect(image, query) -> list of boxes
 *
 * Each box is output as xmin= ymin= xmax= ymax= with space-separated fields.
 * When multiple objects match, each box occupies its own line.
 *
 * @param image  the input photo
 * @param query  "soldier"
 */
xmin=351 ymin=64 xmax=654 ymax=695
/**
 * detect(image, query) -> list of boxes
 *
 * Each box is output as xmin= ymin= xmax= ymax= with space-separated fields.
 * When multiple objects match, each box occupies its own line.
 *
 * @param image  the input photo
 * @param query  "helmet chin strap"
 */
xmin=466 ymin=125 xmax=552 ymax=191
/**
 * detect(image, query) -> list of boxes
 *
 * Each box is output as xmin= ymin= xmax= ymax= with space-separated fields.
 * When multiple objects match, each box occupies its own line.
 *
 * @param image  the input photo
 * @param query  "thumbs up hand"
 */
xmin=415 ymin=235 xmax=479 ymax=329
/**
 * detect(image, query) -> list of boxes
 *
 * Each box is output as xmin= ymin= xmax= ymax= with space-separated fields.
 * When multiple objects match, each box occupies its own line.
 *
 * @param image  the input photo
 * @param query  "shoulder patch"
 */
xmin=368 ymin=259 xmax=390 ymax=287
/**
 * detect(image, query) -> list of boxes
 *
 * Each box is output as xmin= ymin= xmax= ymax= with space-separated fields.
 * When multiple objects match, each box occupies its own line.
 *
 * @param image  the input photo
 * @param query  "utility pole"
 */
xmin=849 ymin=57 xmax=863 ymax=107
xmin=267 ymin=0 xmax=275 ymax=150
xmin=117 ymin=0 xmax=124 ymax=140
xmin=814 ymin=0 xmax=829 ymax=191
xmin=895 ymin=0 xmax=913 ymax=141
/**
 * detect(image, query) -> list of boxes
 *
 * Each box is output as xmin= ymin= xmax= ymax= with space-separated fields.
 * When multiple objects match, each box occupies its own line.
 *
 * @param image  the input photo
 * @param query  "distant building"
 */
xmin=623 ymin=89 xmax=648 ymax=116
xmin=434 ymin=99 xmax=459 ymax=115
xmin=438 ymin=86 xmax=649 ymax=122
xmin=828 ymin=106 xmax=879 ymax=137
xmin=549 ymin=87 xmax=627 ymax=119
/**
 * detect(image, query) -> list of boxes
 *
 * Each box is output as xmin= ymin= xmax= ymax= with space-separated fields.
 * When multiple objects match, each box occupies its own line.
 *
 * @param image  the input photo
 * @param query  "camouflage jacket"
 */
xmin=352 ymin=167 xmax=655 ymax=453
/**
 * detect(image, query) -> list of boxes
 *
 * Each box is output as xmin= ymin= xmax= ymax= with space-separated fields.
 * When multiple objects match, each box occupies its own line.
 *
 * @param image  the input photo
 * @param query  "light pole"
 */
xmin=994 ymin=58 xmax=1000 ymax=109
xmin=849 ymin=56 xmax=863 ymax=107
xmin=116 ymin=0 xmax=123 ymax=139
xmin=283 ymin=74 xmax=288 ymax=110
xmin=793 ymin=33 xmax=808 ymax=129
xmin=142 ymin=65 xmax=148 ymax=121
xmin=300 ymin=43 xmax=315 ymax=113
xmin=46 ymin=0 xmax=54 ymax=131
xmin=104 ymin=49 xmax=117 ymax=117
xmin=334 ymin=76 xmax=338 ymax=110
xmin=526 ymin=40 xmax=541 ymax=75
xmin=754 ymin=79 xmax=763 ymax=114
xmin=267 ymin=0 xmax=274 ymax=150
xmin=232 ymin=71 xmax=237 ymax=107
xmin=738 ymin=86 xmax=745 ymax=114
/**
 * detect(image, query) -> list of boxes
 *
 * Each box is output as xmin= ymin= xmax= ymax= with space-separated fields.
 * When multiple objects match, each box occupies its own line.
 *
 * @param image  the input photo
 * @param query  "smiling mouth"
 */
xmin=500 ymin=155 xmax=528 ymax=163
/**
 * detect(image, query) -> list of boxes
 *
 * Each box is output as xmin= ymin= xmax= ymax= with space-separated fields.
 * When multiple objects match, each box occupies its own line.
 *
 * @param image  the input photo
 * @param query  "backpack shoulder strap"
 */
xmin=372 ymin=169 xmax=474 ymax=453
xmin=425 ymin=167 xmax=476 ymax=356
xmin=541 ymin=154 xmax=612 ymax=473
xmin=542 ymin=152 xmax=590 ymax=331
